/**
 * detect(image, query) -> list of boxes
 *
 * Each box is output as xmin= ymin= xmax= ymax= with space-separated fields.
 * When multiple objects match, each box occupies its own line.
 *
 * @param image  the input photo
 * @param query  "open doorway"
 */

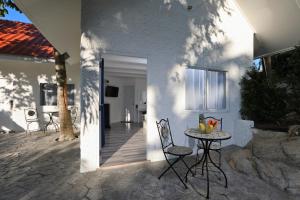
xmin=100 ymin=54 xmax=147 ymax=167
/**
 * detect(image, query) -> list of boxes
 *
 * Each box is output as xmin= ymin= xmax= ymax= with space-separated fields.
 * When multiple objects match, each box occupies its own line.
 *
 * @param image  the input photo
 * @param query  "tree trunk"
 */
xmin=55 ymin=51 xmax=75 ymax=141
xmin=263 ymin=56 xmax=272 ymax=77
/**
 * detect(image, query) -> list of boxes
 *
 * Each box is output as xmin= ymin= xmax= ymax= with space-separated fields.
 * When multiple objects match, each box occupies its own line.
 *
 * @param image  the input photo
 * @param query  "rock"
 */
xmin=252 ymin=130 xmax=287 ymax=161
xmin=254 ymin=158 xmax=288 ymax=191
xmin=228 ymin=149 xmax=257 ymax=176
xmin=281 ymin=165 xmax=300 ymax=195
xmin=252 ymin=129 xmax=287 ymax=138
xmin=288 ymin=125 xmax=300 ymax=138
xmin=254 ymin=158 xmax=300 ymax=195
xmin=281 ymin=137 xmax=300 ymax=167
xmin=228 ymin=129 xmax=300 ymax=196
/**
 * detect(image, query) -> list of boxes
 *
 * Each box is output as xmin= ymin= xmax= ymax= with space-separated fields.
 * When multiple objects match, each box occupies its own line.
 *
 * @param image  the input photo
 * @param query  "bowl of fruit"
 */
xmin=198 ymin=119 xmax=218 ymax=134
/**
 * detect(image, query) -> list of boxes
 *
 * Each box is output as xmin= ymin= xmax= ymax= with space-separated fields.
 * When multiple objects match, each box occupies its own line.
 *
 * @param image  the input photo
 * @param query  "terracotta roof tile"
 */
xmin=0 ymin=19 xmax=54 ymax=59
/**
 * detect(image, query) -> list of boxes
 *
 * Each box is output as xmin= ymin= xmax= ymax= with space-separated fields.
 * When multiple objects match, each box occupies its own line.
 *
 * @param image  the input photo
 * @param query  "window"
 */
xmin=40 ymin=83 xmax=75 ymax=106
xmin=185 ymin=68 xmax=227 ymax=111
xmin=252 ymin=58 xmax=263 ymax=71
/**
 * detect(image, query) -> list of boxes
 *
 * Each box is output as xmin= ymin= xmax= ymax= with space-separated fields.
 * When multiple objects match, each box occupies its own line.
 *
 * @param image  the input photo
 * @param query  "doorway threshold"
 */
xmin=100 ymin=160 xmax=149 ymax=169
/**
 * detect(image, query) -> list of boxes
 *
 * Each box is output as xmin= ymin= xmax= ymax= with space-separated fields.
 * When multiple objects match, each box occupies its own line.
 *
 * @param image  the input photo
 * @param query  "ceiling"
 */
xmin=102 ymin=54 xmax=147 ymax=78
xmin=235 ymin=0 xmax=300 ymax=57
xmin=15 ymin=0 xmax=300 ymax=60
xmin=15 ymin=0 xmax=81 ymax=65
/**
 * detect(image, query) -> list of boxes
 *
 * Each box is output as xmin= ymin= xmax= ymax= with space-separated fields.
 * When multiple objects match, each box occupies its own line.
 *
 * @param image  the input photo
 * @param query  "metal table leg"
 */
xmin=185 ymin=139 xmax=228 ymax=199
xmin=185 ymin=141 xmax=205 ymax=182
xmin=207 ymin=146 xmax=228 ymax=188
xmin=44 ymin=113 xmax=59 ymax=132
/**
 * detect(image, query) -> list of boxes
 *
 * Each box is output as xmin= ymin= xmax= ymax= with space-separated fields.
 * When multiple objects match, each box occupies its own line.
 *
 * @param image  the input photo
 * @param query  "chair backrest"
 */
xmin=70 ymin=106 xmax=78 ymax=123
xmin=156 ymin=118 xmax=174 ymax=152
xmin=24 ymin=108 xmax=38 ymax=121
xmin=204 ymin=116 xmax=222 ymax=131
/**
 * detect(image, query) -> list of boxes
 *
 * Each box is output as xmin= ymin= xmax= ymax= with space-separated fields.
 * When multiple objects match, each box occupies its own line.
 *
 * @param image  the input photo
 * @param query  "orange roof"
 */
xmin=0 ymin=19 xmax=54 ymax=59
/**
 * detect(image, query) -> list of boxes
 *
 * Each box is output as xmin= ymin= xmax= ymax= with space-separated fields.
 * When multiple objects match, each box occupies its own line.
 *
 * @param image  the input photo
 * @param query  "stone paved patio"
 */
xmin=0 ymin=131 xmax=298 ymax=200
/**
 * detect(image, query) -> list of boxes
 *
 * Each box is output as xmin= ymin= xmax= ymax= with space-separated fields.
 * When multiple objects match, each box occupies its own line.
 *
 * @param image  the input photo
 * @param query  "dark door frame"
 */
xmin=100 ymin=58 xmax=105 ymax=147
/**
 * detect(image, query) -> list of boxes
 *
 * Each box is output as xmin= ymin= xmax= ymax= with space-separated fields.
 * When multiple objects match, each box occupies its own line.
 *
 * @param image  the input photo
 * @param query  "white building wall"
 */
xmin=104 ymin=76 xmax=146 ymax=123
xmin=81 ymin=0 xmax=254 ymax=163
xmin=80 ymin=34 xmax=100 ymax=172
xmin=0 ymin=58 xmax=80 ymax=132
xmin=105 ymin=76 xmax=133 ymax=123
xmin=134 ymin=78 xmax=147 ymax=122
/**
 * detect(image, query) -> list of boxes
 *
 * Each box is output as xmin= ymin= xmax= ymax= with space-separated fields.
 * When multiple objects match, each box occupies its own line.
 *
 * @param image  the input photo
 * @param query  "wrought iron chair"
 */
xmin=70 ymin=106 xmax=78 ymax=130
xmin=197 ymin=117 xmax=223 ymax=168
xmin=24 ymin=108 xmax=44 ymax=134
xmin=156 ymin=118 xmax=194 ymax=188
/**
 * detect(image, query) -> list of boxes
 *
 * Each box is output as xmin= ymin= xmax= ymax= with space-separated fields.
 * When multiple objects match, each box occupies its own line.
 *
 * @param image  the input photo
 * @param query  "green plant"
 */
xmin=272 ymin=47 xmax=300 ymax=116
xmin=240 ymin=68 xmax=286 ymax=123
xmin=0 ymin=0 xmax=20 ymax=17
xmin=240 ymin=47 xmax=300 ymax=125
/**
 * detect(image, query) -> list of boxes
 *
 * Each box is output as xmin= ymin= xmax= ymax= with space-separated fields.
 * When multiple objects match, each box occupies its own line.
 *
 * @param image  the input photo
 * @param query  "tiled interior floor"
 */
xmin=100 ymin=122 xmax=146 ymax=167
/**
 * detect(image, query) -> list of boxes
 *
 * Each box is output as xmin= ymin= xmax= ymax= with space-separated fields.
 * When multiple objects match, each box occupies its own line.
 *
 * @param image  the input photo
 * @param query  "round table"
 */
xmin=184 ymin=128 xmax=231 ymax=199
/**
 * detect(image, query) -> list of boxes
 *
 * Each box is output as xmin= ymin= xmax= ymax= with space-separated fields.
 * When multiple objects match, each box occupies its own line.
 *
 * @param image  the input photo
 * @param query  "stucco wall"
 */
xmin=104 ymin=76 xmax=130 ymax=123
xmin=0 ymin=58 xmax=80 ymax=132
xmin=81 ymin=0 xmax=254 ymax=162
xmin=104 ymin=76 xmax=146 ymax=123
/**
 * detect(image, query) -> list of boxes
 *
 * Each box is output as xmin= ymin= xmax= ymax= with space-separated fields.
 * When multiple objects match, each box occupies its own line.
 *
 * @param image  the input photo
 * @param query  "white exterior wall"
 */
xmin=0 ymin=58 xmax=80 ymax=132
xmin=80 ymin=34 xmax=100 ymax=172
xmin=81 ymin=0 xmax=254 ymax=164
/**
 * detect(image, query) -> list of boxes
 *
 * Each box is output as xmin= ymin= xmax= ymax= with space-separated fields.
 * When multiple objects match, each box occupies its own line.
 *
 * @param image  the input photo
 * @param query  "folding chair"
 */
xmin=70 ymin=106 xmax=78 ymax=130
xmin=156 ymin=118 xmax=194 ymax=188
xmin=24 ymin=108 xmax=44 ymax=134
xmin=197 ymin=117 xmax=223 ymax=168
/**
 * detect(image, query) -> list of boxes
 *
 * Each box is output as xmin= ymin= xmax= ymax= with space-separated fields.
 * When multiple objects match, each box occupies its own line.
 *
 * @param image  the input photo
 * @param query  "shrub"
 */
xmin=240 ymin=68 xmax=286 ymax=123
xmin=240 ymin=47 xmax=300 ymax=125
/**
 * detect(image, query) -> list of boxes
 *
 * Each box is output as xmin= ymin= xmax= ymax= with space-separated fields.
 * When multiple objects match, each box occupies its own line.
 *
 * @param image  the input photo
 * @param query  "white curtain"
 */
xmin=207 ymin=71 xmax=226 ymax=110
xmin=186 ymin=68 xmax=226 ymax=110
xmin=185 ymin=68 xmax=205 ymax=110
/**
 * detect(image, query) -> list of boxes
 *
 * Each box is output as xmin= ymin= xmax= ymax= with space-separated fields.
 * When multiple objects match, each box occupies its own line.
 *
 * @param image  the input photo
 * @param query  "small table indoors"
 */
xmin=184 ymin=128 xmax=231 ymax=199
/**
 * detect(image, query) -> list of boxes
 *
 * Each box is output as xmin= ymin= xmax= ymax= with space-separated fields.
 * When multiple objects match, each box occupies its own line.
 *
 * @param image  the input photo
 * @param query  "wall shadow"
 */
xmin=79 ymin=31 xmax=102 ymax=132
xmin=0 ymin=60 xmax=79 ymax=133
xmin=0 ymin=110 xmax=23 ymax=132
xmin=81 ymin=0 xmax=254 ymax=161
xmin=0 ymin=70 xmax=37 ymax=132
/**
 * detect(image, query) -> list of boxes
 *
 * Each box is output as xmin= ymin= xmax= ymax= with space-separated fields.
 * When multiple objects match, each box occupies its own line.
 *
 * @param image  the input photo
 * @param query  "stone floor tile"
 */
xmin=1 ymin=131 xmax=299 ymax=200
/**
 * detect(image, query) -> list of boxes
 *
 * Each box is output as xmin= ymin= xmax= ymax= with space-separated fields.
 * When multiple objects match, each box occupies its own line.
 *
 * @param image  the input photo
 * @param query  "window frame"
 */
xmin=40 ymin=83 xmax=75 ymax=106
xmin=185 ymin=66 xmax=229 ymax=113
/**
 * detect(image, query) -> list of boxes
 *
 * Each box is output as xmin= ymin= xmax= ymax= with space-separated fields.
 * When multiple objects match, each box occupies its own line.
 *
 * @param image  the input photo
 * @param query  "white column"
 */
xmin=79 ymin=33 xmax=100 ymax=172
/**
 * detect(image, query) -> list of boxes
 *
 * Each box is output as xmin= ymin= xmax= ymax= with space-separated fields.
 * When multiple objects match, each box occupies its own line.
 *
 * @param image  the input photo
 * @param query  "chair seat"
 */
xmin=198 ymin=142 xmax=221 ymax=150
xmin=26 ymin=119 xmax=39 ymax=122
xmin=167 ymin=146 xmax=193 ymax=156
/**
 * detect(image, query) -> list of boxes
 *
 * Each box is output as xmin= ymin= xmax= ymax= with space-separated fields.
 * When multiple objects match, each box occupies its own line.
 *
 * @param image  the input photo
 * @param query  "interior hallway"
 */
xmin=100 ymin=122 xmax=146 ymax=167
